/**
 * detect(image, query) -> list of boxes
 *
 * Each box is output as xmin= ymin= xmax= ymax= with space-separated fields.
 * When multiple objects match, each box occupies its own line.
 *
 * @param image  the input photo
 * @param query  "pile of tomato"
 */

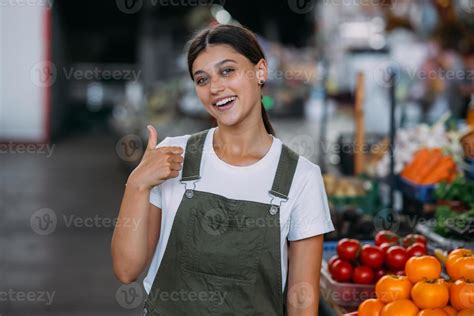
xmin=328 ymin=231 xmax=428 ymax=285
xmin=357 ymin=248 xmax=474 ymax=316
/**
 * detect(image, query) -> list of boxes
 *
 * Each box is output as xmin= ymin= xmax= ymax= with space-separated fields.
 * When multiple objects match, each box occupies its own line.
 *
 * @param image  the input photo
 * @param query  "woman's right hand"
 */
xmin=127 ymin=125 xmax=184 ymax=191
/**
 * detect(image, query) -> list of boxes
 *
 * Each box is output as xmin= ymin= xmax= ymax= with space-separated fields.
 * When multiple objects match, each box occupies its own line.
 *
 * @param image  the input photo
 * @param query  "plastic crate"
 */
xmin=321 ymin=241 xmax=376 ymax=307
xmin=398 ymin=176 xmax=436 ymax=203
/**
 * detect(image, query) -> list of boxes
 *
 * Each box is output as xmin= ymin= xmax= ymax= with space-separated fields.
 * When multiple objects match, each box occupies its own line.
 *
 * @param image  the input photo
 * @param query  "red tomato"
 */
xmin=402 ymin=234 xmax=427 ymax=247
xmin=328 ymin=255 xmax=341 ymax=274
xmin=386 ymin=246 xmax=409 ymax=271
xmin=380 ymin=242 xmax=397 ymax=256
xmin=352 ymin=266 xmax=375 ymax=284
xmin=375 ymin=230 xmax=400 ymax=246
xmin=330 ymin=259 xmax=353 ymax=283
xmin=361 ymin=244 xmax=385 ymax=269
xmin=374 ymin=268 xmax=386 ymax=282
xmin=337 ymin=238 xmax=361 ymax=261
xmin=407 ymin=242 xmax=427 ymax=258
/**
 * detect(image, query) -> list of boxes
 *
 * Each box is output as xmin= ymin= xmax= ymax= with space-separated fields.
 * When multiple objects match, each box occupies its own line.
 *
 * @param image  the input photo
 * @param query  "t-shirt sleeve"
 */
xmin=149 ymin=137 xmax=170 ymax=209
xmin=287 ymin=164 xmax=335 ymax=241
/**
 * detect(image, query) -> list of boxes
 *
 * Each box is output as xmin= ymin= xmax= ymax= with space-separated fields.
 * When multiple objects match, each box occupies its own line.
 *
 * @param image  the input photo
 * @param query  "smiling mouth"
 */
xmin=212 ymin=96 xmax=237 ymax=107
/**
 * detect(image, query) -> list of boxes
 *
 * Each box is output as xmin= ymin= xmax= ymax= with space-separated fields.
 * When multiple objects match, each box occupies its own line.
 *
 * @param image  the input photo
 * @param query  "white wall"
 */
xmin=0 ymin=2 xmax=49 ymax=142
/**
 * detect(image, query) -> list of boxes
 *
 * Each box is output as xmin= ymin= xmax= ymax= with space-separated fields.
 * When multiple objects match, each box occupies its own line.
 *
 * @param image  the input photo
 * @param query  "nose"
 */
xmin=209 ymin=76 xmax=224 ymax=95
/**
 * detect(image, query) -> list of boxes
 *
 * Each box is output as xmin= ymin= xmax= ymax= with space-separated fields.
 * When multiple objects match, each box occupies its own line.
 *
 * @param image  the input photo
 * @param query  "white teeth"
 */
xmin=215 ymin=96 xmax=236 ymax=106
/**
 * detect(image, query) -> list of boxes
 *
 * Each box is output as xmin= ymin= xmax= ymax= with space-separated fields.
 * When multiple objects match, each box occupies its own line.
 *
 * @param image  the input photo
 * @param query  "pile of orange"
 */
xmin=358 ymin=249 xmax=474 ymax=316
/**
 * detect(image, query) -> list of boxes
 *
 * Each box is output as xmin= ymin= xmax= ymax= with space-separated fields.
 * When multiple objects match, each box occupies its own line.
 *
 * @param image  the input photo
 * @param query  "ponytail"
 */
xmin=261 ymin=102 xmax=275 ymax=136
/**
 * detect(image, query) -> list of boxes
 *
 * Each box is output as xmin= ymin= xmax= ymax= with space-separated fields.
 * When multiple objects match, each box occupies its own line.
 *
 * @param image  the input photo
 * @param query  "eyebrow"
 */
xmin=193 ymin=59 xmax=237 ymax=78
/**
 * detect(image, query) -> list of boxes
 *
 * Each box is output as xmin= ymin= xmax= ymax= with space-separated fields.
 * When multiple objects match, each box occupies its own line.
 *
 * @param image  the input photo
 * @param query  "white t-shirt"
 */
xmin=143 ymin=127 xmax=335 ymax=294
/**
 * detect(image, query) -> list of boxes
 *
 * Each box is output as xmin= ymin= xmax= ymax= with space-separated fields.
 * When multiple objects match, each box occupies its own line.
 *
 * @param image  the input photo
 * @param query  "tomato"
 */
xmin=442 ymin=306 xmax=458 ymax=316
xmin=361 ymin=245 xmax=385 ymax=269
xmin=457 ymin=309 xmax=474 ymax=316
xmin=446 ymin=249 xmax=473 ymax=281
xmin=381 ymin=299 xmax=419 ymax=316
xmin=386 ymin=246 xmax=409 ymax=271
xmin=353 ymin=266 xmax=375 ymax=284
xmin=380 ymin=242 xmax=397 ymax=256
xmin=416 ymin=309 xmax=448 ymax=316
xmin=407 ymin=242 xmax=427 ymax=258
xmin=376 ymin=275 xmax=412 ymax=304
xmin=405 ymin=256 xmax=442 ymax=284
xmin=403 ymin=234 xmax=427 ymax=247
xmin=375 ymin=230 xmax=400 ymax=246
xmin=328 ymin=255 xmax=341 ymax=274
xmin=358 ymin=298 xmax=385 ymax=316
xmin=374 ymin=268 xmax=386 ymax=282
xmin=450 ymin=279 xmax=474 ymax=310
xmin=337 ymin=238 xmax=361 ymax=261
xmin=412 ymin=280 xmax=449 ymax=309
xmin=330 ymin=259 xmax=353 ymax=283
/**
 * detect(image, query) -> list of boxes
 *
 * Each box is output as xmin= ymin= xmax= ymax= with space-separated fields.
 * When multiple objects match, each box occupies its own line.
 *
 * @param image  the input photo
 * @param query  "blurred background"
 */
xmin=1 ymin=0 xmax=473 ymax=315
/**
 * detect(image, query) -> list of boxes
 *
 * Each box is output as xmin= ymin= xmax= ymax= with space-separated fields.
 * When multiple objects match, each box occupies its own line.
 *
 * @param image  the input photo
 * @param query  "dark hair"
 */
xmin=186 ymin=24 xmax=275 ymax=136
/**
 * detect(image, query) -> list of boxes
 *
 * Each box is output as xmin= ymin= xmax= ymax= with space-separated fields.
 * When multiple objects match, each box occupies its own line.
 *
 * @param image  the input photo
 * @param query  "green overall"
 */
xmin=144 ymin=129 xmax=299 ymax=315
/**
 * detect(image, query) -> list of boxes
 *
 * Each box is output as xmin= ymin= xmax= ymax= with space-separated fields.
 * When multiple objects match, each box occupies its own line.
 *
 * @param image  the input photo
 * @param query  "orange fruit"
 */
xmin=412 ymin=280 xmax=449 ymax=309
xmin=358 ymin=298 xmax=385 ymax=316
xmin=405 ymin=256 xmax=442 ymax=283
xmin=376 ymin=275 xmax=412 ymax=304
xmin=381 ymin=299 xmax=419 ymax=316
xmin=457 ymin=309 xmax=474 ymax=316
xmin=416 ymin=309 xmax=448 ymax=316
xmin=450 ymin=279 xmax=474 ymax=310
xmin=446 ymin=249 xmax=473 ymax=281
xmin=442 ymin=305 xmax=458 ymax=316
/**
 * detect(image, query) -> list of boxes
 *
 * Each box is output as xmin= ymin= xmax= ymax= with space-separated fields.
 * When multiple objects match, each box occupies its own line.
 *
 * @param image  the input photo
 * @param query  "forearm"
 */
xmin=111 ymin=179 xmax=152 ymax=283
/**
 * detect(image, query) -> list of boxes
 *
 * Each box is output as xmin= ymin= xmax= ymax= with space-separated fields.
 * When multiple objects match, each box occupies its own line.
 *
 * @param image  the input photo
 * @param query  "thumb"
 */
xmin=146 ymin=125 xmax=158 ymax=150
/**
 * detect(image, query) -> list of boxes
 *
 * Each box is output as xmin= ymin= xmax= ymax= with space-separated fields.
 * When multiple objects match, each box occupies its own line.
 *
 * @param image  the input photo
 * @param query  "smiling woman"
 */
xmin=111 ymin=24 xmax=334 ymax=316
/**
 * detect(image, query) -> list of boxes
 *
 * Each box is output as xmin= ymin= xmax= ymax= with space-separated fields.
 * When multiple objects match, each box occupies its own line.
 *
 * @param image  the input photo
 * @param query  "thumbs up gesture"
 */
xmin=127 ymin=125 xmax=184 ymax=191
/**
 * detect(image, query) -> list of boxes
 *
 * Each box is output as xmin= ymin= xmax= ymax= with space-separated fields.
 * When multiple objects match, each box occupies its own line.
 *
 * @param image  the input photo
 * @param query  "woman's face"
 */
xmin=191 ymin=44 xmax=267 ymax=127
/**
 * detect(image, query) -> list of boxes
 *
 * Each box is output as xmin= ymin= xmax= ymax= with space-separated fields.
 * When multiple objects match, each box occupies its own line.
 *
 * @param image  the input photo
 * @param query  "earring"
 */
xmin=258 ymin=80 xmax=265 ymax=85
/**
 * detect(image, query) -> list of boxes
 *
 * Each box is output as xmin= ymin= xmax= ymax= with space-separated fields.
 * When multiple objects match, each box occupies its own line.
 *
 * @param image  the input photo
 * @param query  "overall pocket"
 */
xmin=181 ymin=204 xmax=267 ymax=282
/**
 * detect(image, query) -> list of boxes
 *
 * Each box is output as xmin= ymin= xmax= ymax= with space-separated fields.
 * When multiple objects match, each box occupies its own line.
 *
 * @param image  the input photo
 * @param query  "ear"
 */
xmin=255 ymin=58 xmax=268 ymax=84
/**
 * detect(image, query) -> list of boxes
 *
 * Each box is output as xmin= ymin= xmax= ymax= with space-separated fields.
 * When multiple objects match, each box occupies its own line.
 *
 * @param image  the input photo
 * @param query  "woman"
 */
xmin=111 ymin=24 xmax=334 ymax=315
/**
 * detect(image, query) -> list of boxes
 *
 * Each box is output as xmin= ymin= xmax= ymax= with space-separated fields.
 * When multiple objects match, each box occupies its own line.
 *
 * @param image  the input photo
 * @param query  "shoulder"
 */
xmin=294 ymin=155 xmax=323 ymax=184
xmin=155 ymin=134 xmax=191 ymax=149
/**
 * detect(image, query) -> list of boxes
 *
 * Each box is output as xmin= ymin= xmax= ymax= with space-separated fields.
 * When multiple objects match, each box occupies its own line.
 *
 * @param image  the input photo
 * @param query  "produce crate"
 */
xmin=398 ymin=176 xmax=436 ymax=203
xmin=321 ymin=241 xmax=376 ymax=307
xmin=328 ymin=180 xmax=380 ymax=215
xmin=415 ymin=222 xmax=474 ymax=251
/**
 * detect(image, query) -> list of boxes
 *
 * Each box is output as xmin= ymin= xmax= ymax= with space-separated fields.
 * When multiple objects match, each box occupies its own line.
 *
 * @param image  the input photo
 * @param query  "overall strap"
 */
xmin=180 ymin=129 xmax=210 ymax=181
xmin=269 ymin=144 xmax=299 ymax=200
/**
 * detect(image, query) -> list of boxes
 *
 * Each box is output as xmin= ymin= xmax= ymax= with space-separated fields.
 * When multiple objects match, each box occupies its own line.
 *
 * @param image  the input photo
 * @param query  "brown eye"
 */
xmin=222 ymin=68 xmax=234 ymax=76
xmin=196 ymin=77 xmax=208 ymax=86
